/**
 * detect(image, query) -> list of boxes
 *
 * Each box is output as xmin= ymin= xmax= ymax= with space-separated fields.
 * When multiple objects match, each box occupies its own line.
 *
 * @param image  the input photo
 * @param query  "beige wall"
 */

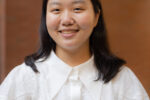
xmin=0 ymin=0 xmax=150 ymax=96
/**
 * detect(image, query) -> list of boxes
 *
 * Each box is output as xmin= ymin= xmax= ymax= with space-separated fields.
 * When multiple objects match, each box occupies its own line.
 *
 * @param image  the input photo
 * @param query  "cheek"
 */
xmin=46 ymin=14 xmax=59 ymax=31
xmin=77 ymin=13 xmax=95 ymax=29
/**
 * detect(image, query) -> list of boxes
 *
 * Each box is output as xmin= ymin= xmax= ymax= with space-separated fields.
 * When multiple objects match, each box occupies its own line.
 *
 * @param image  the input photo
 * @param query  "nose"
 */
xmin=60 ymin=10 xmax=75 ymax=26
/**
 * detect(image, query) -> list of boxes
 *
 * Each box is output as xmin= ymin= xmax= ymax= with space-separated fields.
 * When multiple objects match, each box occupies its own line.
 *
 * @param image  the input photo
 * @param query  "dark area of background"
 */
xmin=0 ymin=0 xmax=150 ymax=96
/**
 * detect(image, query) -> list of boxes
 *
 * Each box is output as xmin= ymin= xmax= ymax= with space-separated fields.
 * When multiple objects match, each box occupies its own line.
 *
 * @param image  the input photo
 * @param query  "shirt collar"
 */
xmin=44 ymin=51 xmax=103 ymax=100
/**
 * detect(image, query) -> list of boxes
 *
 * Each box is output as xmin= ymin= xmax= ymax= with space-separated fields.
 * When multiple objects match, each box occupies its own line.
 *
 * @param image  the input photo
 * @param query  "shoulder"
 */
xmin=113 ymin=65 xmax=138 ymax=82
xmin=112 ymin=65 xmax=142 ymax=88
xmin=113 ymin=65 xmax=146 ymax=88
xmin=12 ymin=62 xmax=35 ymax=74
xmin=111 ymin=65 xmax=149 ymax=99
xmin=4 ymin=63 xmax=37 ymax=83
xmin=0 ymin=63 xmax=38 ymax=99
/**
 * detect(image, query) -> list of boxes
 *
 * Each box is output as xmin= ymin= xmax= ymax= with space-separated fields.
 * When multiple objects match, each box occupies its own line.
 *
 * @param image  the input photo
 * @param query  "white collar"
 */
xmin=43 ymin=51 xmax=104 ymax=100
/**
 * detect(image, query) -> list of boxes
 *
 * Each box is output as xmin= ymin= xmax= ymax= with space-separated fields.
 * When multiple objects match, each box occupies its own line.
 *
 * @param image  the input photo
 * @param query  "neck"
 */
xmin=55 ymin=45 xmax=91 ymax=67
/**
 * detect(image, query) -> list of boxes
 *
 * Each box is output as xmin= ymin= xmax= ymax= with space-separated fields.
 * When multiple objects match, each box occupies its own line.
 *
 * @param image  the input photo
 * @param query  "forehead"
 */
xmin=47 ymin=0 xmax=90 ymax=5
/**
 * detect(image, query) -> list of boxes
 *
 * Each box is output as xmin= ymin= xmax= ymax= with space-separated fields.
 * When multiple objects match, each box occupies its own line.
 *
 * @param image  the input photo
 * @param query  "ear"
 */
xmin=94 ymin=10 xmax=100 ymax=27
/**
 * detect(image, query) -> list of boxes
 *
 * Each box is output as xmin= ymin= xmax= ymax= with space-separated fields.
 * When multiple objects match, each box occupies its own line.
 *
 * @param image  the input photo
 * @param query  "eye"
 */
xmin=51 ymin=9 xmax=60 ymax=14
xmin=74 ymin=8 xmax=84 ymax=12
xmin=74 ymin=8 xmax=81 ymax=10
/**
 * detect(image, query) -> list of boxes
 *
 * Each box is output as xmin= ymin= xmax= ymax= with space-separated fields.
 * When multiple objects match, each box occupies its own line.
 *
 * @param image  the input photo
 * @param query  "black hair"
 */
xmin=24 ymin=0 xmax=126 ymax=83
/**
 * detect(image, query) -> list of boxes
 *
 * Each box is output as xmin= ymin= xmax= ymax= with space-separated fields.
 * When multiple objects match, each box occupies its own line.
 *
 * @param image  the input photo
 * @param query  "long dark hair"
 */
xmin=25 ymin=0 xmax=126 ymax=83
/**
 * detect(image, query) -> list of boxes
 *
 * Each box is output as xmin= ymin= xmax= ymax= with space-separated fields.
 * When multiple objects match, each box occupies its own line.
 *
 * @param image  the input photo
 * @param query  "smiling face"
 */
xmin=46 ymin=0 xmax=100 ymax=52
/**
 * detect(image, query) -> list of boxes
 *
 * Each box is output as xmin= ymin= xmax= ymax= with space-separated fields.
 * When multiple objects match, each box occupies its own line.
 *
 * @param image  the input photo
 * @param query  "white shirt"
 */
xmin=0 ymin=51 xmax=149 ymax=100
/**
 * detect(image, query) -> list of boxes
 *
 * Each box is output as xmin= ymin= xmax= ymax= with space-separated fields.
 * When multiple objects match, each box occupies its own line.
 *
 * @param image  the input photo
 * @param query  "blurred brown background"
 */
xmin=0 ymin=0 xmax=150 ymax=96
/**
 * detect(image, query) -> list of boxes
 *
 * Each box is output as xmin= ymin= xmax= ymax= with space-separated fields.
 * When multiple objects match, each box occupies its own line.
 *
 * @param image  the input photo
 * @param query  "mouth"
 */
xmin=58 ymin=29 xmax=79 ymax=38
xmin=58 ymin=29 xmax=79 ymax=33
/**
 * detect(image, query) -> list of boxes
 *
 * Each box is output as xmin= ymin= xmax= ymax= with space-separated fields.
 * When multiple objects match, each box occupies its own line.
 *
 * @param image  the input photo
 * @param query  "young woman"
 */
xmin=0 ymin=0 xmax=149 ymax=99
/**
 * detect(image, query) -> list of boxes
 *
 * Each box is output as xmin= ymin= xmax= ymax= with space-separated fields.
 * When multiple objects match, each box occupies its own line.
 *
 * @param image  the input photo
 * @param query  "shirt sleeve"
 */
xmin=0 ymin=63 xmax=36 ymax=100
xmin=113 ymin=66 xmax=150 ymax=100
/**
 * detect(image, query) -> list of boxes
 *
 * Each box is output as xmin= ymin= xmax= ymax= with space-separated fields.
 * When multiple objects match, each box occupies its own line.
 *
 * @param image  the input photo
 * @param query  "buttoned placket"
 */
xmin=69 ymin=69 xmax=82 ymax=100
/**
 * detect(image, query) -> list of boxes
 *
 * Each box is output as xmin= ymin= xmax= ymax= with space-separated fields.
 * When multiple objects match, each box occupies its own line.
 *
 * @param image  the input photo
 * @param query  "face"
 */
xmin=46 ymin=0 xmax=100 ymax=52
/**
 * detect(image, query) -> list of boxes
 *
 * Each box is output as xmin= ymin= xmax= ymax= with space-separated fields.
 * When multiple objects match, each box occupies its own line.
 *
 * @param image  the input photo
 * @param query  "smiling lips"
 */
xmin=58 ymin=29 xmax=79 ymax=38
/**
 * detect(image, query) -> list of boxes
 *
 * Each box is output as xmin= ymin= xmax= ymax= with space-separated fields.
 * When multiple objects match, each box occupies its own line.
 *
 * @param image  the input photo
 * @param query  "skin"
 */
xmin=46 ymin=0 xmax=100 ymax=66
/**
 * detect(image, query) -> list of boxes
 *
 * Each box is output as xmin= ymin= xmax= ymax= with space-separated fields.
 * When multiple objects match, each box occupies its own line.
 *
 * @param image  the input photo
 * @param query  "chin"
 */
xmin=60 ymin=44 xmax=81 ymax=52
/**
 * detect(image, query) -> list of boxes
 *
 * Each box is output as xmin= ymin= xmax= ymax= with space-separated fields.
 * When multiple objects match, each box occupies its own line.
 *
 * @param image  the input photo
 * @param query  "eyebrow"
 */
xmin=72 ymin=0 xmax=85 ymax=4
xmin=48 ymin=0 xmax=85 ymax=6
xmin=48 ymin=2 xmax=61 ymax=6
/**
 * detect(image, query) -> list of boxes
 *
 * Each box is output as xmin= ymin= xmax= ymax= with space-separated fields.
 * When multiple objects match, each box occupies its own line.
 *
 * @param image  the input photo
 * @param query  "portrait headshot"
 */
xmin=0 ymin=0 xmax=150 ymax=99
